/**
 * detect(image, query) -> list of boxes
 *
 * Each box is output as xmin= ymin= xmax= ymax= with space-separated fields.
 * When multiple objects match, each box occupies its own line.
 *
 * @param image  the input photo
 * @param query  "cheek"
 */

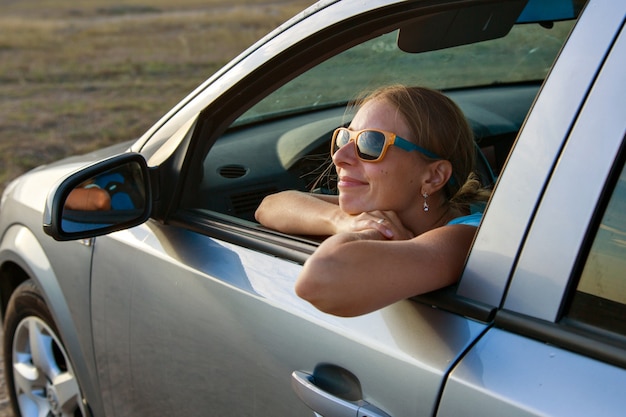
xmin=371 ymin=167 xmax=393 ymax=189
xmin=397 ymin=161 xmax=425 ymax=194
xmin=374 ymin=168 xmax=401 ymax=198
xmin=368 ymin=156 xmax=420 ymax=191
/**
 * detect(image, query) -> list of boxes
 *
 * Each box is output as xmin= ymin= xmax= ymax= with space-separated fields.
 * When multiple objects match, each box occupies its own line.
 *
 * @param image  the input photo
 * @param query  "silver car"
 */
xmin=1 ymin=0 xmax=625 ymax=416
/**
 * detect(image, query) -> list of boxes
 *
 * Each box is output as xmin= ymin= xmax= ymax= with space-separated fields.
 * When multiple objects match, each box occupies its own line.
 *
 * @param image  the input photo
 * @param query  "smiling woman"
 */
xmin=255 ymin=85 xmax=491 ymax=316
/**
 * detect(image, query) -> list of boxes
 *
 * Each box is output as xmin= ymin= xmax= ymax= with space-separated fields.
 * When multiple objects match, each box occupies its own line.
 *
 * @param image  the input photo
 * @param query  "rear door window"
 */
xmin=567 ymin=155 xmax=626 ymax=336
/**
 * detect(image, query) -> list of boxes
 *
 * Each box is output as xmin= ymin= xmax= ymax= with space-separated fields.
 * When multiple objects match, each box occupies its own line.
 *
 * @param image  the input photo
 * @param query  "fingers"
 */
xmin=339 ymin=211 xmax=412 ymax=240
xmin=368 ymin=211 xmax=414 ymax=240
xmin=341 ymin=212 xmax=389 ymax=236
xmin=354 ymin=212 xmax=393 ymax=239
xmin=371 ymin=217 xmax=394 ymax=239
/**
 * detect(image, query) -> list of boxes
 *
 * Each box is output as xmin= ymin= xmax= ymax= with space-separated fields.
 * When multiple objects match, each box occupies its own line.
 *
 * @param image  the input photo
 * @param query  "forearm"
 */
xmin=255 ymin=190 xmax=343 ymax=235
xmin=296 ymin=225 xmax=478 ymax=317
xmin=295 ymin=229 xmax=385 ymax=316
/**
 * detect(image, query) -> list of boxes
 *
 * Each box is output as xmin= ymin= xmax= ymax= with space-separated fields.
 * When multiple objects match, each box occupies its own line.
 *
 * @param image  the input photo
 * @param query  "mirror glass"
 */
xmin=61 ymin=161 xmax=147 ymax=234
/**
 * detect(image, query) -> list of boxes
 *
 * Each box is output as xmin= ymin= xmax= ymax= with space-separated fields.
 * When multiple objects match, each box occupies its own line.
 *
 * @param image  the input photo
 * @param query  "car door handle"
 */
xmin=292 ymin=370 xmax=391 ymax=417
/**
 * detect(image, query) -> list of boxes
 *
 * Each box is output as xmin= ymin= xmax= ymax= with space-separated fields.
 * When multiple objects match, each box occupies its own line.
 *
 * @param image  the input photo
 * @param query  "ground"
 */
xmin=0 ymin=330 xmax=11 ymax=416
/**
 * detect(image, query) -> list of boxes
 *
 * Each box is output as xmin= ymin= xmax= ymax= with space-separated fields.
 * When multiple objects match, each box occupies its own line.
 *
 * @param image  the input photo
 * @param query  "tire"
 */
xmin=3 ymin=280 xmax=87 ymax=417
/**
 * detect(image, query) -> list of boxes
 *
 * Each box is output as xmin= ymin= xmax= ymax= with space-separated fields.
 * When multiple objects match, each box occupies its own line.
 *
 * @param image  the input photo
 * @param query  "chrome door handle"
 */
xmin=291 ymin=370 xmax=391 ymax=417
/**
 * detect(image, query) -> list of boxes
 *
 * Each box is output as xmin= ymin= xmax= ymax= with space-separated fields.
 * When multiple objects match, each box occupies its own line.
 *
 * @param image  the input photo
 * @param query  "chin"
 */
xmin=339 ymin=197 xmax=376 ymax=215
xmin=338 ymin=197 xmax=362 ymax=215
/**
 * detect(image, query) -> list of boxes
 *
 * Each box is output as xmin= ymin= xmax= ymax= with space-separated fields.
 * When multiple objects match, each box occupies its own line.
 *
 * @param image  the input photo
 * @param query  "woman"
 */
xmin=255 ymin=85 xmax=490 ymax=317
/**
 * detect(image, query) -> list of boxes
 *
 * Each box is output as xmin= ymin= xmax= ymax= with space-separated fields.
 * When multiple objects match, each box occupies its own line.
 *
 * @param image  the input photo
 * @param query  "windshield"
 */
xmin=236 ymin=21 xmax=574 ymax=126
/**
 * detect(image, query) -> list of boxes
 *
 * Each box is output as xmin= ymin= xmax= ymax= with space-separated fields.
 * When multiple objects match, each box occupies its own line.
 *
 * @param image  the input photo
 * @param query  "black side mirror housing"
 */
xmin=43 ymin=153 xmax=152 ymax=241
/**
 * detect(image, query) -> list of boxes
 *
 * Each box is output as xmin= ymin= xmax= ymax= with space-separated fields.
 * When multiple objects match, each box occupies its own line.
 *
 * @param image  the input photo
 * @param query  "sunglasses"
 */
xmin=331 ymin=127 xmax=442 ymax=162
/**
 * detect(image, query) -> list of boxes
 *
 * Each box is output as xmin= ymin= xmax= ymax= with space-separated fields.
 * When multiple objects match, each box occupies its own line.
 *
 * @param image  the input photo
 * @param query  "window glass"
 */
xmin=568 ymin=159 xmax=626 ymax=335
xmin=183 ymin=20 xmax=575 ymax=222
xmin=234 ymin=22 xmax=573 ymax=127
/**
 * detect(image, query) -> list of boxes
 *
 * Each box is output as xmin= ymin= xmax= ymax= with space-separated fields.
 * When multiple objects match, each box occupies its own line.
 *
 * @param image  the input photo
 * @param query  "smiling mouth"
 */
xmin=338 ymin=176 xmax=368 ymax=188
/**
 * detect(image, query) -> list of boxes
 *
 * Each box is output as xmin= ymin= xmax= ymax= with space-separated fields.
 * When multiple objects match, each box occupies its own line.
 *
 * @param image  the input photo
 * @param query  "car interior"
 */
xmin=178 ymin=0 xmax=584 ymax=227
xmin=185 ymin=84 xmax=535 ymax=222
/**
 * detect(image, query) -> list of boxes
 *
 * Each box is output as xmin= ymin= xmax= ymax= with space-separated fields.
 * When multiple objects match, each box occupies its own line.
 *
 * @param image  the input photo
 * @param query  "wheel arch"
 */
xmin=0 ymin=225 xmax=63 ymax=324
xmin=0 ymin=260 xmax=29 ymax=322
xmin=0 ymin=224 xmax=99 ymax=417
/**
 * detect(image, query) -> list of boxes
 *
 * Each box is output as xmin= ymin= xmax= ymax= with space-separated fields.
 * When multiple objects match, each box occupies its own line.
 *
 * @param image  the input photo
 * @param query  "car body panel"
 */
xmin=505 ymin=20 xmax=626 ymax=321
xmin=0 ymin=223 xmax=105 ymax=416
xmin=90 ymin=222 xmax=487 ymax=416
xmin=0 ymin=143 xmax=135 ymax=417
xmin=438 ymin=328 xmax=626 ymax=417
xmin=438 ymin=15 xmax=626 ymax=417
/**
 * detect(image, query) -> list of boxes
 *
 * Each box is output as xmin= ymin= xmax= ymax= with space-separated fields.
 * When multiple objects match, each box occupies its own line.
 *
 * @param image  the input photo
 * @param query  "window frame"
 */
xmin=500 ymin=19 xmax=626 ymax=321
xmin=564 ymin=141 xmax=626 ymax=336
xmin=457 ymin=1 xmax=625 ymax=308
xmin=491 ymin=18 xmax=626 ymax=368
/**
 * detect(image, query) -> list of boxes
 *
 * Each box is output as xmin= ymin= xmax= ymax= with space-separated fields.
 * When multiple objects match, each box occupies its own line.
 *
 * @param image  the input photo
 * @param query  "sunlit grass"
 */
xmin=0 ymin=0 xmax=311 ymax=189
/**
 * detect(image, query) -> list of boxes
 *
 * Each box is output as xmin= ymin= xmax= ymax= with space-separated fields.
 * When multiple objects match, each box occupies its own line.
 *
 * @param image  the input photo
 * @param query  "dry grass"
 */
xmin=0 ymin=0 xmax=312 ymax=191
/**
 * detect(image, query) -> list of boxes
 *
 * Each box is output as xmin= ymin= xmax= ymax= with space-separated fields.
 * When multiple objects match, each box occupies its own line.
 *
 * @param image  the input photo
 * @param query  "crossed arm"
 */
xmin=255 ymin=190 xmax=410 ymax=239
xmin=255 ymin=190 xmax=477 ymax=316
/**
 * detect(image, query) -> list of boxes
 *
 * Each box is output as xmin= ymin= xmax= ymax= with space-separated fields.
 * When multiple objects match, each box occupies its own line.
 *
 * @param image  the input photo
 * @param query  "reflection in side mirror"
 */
xmin=44 ymin=153 xmax=151 ymax=241
xmin=61 ymin=161 xmax=147 ymax=234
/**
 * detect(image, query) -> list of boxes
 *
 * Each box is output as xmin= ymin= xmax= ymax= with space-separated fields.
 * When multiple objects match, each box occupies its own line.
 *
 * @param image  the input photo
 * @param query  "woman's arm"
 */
xmin=256 ymin=190 xmax=407 ymax=238
xmin=255 ymin=190 xmax=342 ymax=235
xmin=295 ymin=224 xmax=478 ymax=317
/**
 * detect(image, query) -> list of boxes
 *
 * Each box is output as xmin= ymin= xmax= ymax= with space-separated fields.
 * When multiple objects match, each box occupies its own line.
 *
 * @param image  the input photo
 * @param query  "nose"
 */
xmin=332 ymin=139 xmax=358 ymax=166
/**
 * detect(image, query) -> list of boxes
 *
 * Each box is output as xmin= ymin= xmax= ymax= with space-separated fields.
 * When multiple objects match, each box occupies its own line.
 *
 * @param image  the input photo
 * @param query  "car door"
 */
xmin=86 ymin=1 xmax=502 ymax=416
xmin=437 ymin=13 xmax=626 ymax=417
xmin=89 ymin=222 xmax=487 ymax=416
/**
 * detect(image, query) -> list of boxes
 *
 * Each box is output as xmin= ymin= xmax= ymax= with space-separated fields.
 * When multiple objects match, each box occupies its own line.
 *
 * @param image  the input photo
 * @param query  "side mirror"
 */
xmin=44 ymin=153 xmax=152 ymax=241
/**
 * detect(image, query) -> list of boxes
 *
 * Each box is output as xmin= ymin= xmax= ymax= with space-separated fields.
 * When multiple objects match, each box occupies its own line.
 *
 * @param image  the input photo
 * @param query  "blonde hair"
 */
xmin=355 ymin=85 xmax=491 ymax=212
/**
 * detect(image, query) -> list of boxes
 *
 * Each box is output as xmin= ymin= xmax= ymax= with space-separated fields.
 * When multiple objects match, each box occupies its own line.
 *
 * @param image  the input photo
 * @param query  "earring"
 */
xmin=422 ymin=192 xmax=429 ymax=212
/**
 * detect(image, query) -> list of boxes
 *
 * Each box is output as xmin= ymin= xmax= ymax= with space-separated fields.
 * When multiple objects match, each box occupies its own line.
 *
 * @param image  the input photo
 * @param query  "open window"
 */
xmin=178 ymin=18 xmax=575 ymax=224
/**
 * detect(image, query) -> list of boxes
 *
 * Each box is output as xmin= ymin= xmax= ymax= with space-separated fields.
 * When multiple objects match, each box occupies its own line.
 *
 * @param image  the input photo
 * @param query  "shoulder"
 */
xmin=446 ymin=212 xmax=483 ymax=227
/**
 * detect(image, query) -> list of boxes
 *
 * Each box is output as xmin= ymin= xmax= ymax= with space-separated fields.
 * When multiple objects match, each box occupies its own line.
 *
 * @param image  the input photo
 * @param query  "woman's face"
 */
xmin=333 ymin=98 xmax=429 ymax=216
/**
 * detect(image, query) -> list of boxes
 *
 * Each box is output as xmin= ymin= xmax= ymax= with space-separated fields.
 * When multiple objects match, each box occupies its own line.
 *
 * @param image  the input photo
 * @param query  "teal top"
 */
xmin=446 ymin=212 xmax=483 ymax=227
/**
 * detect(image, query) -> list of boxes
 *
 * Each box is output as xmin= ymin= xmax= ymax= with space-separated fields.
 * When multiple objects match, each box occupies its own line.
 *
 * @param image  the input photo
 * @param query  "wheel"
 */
xmin=3 ymin=280 xmax=87 ymax=417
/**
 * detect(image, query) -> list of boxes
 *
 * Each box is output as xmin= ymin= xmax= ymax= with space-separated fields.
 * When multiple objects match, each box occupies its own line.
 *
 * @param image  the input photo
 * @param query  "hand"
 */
xmin=335 ymin=210 xmax=414 ymax=240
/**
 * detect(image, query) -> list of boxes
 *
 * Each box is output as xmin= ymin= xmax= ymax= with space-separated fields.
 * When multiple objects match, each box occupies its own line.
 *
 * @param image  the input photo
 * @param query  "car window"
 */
xmin=566 ymin=154 xmax=626 ymax=336
xmin=180 ymin=20 xmax=575 ymax=224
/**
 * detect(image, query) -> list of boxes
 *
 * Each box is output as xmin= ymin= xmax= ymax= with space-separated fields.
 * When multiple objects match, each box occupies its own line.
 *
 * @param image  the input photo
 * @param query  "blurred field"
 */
xmin=0 ymin=0 xmax=313 ymax=193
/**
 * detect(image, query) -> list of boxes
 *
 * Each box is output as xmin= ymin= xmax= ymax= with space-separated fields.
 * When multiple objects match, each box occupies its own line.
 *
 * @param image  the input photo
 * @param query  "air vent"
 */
xmin=218 ymin=164 xmax=248 ymax=179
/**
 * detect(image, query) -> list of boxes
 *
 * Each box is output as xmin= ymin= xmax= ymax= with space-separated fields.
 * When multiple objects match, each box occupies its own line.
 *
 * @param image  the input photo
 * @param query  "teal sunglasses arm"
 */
xmin=392 ymin=136 xmax=442 ymax=160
